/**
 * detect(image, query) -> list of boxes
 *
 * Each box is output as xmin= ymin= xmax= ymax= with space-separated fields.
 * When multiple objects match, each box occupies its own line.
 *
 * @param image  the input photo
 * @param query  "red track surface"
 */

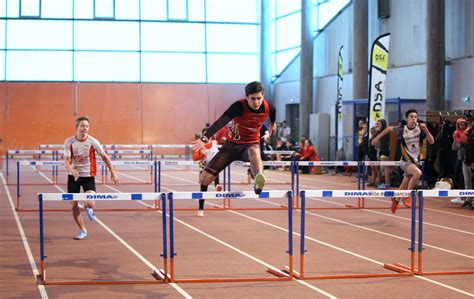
xmin=1 ymin=164 xmax=473 ymax=298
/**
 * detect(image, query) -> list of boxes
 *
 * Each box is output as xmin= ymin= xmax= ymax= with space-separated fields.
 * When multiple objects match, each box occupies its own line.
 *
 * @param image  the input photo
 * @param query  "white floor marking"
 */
xmin=1 ymin=173 xmax=49 ymax=299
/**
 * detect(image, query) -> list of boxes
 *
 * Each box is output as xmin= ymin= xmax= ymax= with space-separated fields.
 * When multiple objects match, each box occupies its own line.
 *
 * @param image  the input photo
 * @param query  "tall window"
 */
xmin=271 ymin=0 xmax=350 ymax=80
xmin=2 ymin=0 xmax=259 ymax=83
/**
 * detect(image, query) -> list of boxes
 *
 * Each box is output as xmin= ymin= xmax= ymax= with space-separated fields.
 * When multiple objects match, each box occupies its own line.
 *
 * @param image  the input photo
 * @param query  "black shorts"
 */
xmin=204 ymin=141 xmax=259 ymax=177
xmin=67 ymin=175 xmax=96 ymax=193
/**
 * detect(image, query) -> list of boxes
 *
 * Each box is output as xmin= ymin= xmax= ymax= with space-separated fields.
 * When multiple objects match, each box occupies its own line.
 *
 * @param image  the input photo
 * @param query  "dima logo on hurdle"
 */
xmin=215 ymin=193 xmax=244 ymax=198
xmin=86 ymin=194 xmax=119 ymax=199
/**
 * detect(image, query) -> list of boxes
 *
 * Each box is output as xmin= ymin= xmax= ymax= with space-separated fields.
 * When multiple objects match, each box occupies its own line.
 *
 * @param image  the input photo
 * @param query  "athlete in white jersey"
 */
xmin=372 ymin=109 xmax=434 ymax=213
xmin=192 ymin=138 xmax=222 ymax=217
xmin=64 ymin=116 xmax=119 ymax=240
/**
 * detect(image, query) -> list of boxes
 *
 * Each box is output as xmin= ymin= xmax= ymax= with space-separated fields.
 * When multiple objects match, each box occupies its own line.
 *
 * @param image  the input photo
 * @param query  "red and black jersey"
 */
xmin=203 ymin=98 xmax=275 ymax=145
xmin=228 ymin=99 xmax=270 ymax=144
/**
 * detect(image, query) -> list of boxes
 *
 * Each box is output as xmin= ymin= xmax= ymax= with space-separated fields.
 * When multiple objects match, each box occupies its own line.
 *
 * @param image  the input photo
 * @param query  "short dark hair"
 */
xmin=405 ymin=109 xmax=418 ymax=118
xmin=245 ymin=81 xmax=264 ymax=96
xmin=75 ymin=115 xmax=90 ymax=127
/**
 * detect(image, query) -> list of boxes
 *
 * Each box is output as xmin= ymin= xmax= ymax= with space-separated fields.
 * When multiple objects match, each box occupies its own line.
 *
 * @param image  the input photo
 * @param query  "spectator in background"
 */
xmin=296 ymin=139 xmax=319 ymax=174
xmin=450 ymin=118 xmax=470 ymax=205
xmin=280 ymin=139 xmax=297 ymax=170
xmin=278 ymin=120 xmax=292 ymax=142
xmin=367 ymin=126 xmax=380 ymax=186
xmin=272 ymin=137 xmax=288 ymax=162
xmin=260 ymin=123 xmax=271 ymax=162
xmin=461 ymin=119 xmax=474 ymax=209
xmin=357 ymin=119 xmax=368 ymax=161
xmin=376 ymin=119 xmax=392 ymax=189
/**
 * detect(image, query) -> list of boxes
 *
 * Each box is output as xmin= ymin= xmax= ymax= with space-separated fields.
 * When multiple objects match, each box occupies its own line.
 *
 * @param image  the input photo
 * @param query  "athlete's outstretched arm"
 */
xmin=192 ymin=101 xmax=243 ymax=151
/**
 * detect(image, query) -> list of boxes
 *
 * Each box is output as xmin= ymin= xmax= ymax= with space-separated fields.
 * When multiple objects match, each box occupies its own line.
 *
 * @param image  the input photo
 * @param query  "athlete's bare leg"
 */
xmin=248 ymin=145 xmax=263 ymax=177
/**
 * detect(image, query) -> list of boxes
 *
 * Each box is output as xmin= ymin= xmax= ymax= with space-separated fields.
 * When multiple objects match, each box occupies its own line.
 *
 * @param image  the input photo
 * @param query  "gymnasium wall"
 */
xmin=0 ymin=82 xmax=245 ymax=154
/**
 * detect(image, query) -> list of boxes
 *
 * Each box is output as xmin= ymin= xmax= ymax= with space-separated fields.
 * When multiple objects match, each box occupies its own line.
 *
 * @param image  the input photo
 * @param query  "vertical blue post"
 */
xmin=418 ymin=190 xmax=424 ymax=253
xmin=223 ymin=165 xmax=227 ymax=191
xmin=161 ymin=193 xmax=167 ymax=261
xmin=288 ymin=190 xmax=293 ymax=257
xmin=227 ymin=164 xmax=231 ymax=191
xmin=168 ymin=193 xmax=175 ymax=259
xmin=16 ymin=161 xmax=20 ymax=200
xmin=290 ymin=160 xmax=295 ymax=197
xmin=296 ymin=161 xmax=300 ymax=197
xmin=357 ymin=161 xmax=361 ymax=190
xmin=362 ymin=161 xmax=366 ymax=190
xmin=39 ymin=194 xmax=45 ymax=266
xmin=5 ymin=151 xmax=9 ymax=177
xmin=410 ymin=191 xmax=417 ymax=254
xmin=157 ymin=161 xmax=161 ymax=192
xmin=154 ymin=161 xmax=158 ymax=192
xmin=300 ymin=190 xmax=306 ymax=256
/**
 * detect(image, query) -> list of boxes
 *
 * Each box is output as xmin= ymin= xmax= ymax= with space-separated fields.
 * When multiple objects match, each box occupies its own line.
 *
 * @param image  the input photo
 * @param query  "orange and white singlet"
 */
xmin=64 ymin=135 xmax=105 ymax=177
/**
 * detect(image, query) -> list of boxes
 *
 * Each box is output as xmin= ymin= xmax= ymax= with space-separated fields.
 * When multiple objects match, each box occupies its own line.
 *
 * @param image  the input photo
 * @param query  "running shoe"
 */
xmin=86 ymin=207 xmax=96 ymax=221
xmin=254 ymin=172 xmax=266 ymax=195
xmin=74 ymin=230 xmax=87 ymax=240
xmin=450 ymin=197 xmax=464 ymax=204
xmin=402 ymin=197 xmax=411 ymax=208
xmin=390 ymin=197 xmax=400 ymax=214
xmin=197 ymin=209 xmax=204 ymax=217
xmin=215 ymin=184 xmax=223 ymax=192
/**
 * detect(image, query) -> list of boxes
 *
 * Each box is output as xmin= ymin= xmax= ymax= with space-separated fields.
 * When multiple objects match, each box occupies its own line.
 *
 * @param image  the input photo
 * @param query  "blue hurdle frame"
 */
xmin=37 ymin=193 xmax=168 ymax=285
xmin=297 ymin=190 xmax=416 ymax=279
xmin=167 ymin=191 xmax=294 ymax=283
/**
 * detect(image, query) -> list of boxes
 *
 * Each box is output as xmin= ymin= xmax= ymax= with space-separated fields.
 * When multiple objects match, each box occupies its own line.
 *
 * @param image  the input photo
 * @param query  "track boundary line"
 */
xmin=1 ymin=173 xmax=49 ymax=299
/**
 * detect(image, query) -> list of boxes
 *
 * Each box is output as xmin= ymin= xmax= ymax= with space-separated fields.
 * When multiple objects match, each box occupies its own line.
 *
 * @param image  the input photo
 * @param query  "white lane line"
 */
xmin=1 ymin=173 xmax=49 ymax=299
xmin=116 ymin=171 xmax=149 ymax=183
xmin=102 ymin=184 xmax=191 ymax=298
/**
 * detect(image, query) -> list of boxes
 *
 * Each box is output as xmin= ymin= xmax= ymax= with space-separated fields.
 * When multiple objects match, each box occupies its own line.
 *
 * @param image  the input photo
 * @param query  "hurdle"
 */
xmin=291 ymin=189 xmax=416 ymax=280
xmin=229 ymin=160 xmax=294 ymax=185
xmin=167 ymin=190 xmax=294 ymax=283
xmin=5 ymin=150 xmax=58 ymax=183
xmin=102 ymin=160 xmax=155 ymax=185
xmin=16 ymin=160 xmax=160 ymax=212
xmin=37 ymin=192 xmax=169 ymax=285
xmin=293 ymin=161 xmax=364 ymax=209
xmin=222 ymin=160 xmax=297 ymax=209
xmin=387 ymin=189 xmax=474 ymax=277
xmin=153 ymin=144 xmax=191 ymax=160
